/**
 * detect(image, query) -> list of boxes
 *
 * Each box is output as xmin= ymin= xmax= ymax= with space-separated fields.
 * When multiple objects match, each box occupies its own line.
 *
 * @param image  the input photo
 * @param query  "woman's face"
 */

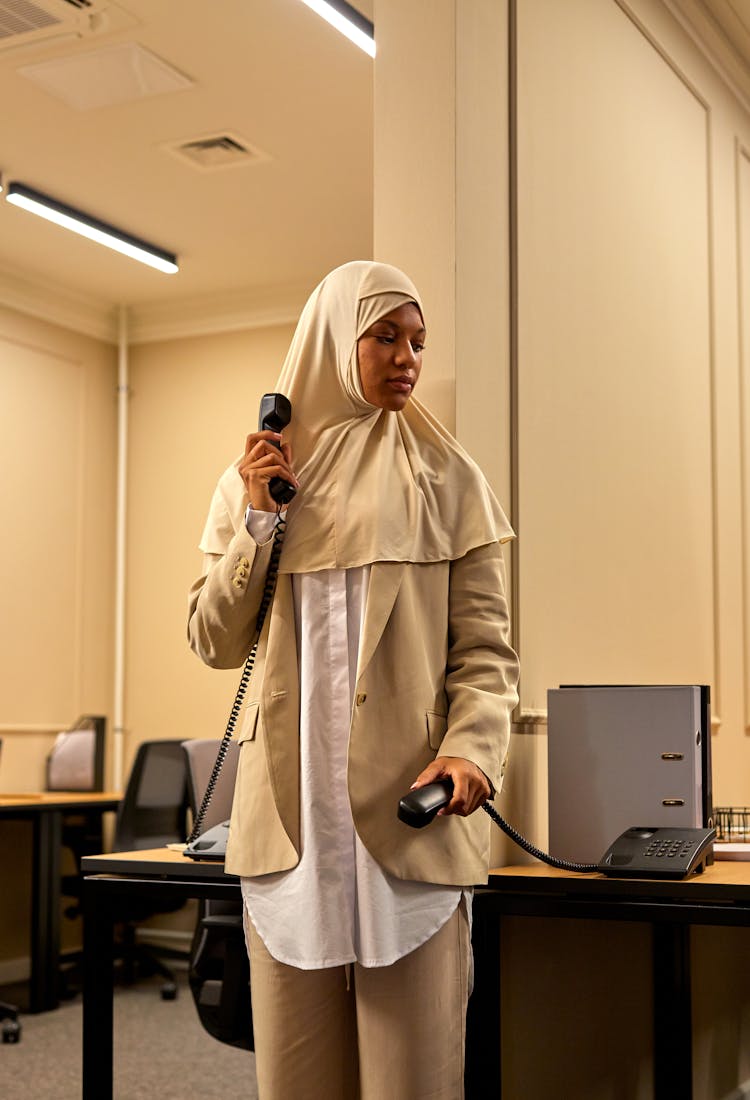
xmin=356 ymin=303 xmax=426 ymax=412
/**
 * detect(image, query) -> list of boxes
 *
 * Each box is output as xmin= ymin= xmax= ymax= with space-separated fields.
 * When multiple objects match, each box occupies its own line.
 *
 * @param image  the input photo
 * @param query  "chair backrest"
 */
xmin=181 ymin=739 xmax=239 ymax=834
xmin=114 ymin=739 xmax=191 ymax=852
xmin=46 ymin=716 xmax=105 ymax=791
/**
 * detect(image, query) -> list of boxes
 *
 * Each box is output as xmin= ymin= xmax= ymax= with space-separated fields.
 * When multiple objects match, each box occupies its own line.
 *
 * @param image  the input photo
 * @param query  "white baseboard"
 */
xmin=0 ymin=956 xmax=30 ymax=985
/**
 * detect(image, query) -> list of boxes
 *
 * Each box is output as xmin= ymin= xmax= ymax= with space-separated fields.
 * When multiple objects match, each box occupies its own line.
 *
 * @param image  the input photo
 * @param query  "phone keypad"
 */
xmin=644 ymin=838 xmax=696 ymax=860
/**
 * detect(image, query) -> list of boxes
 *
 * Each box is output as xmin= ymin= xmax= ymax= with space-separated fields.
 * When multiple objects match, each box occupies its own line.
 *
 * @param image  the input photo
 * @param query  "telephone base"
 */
xmin=184 ymin=820 xmax=230 ymax=862
xmin=597 ymin=826 xmax=716 ymax=880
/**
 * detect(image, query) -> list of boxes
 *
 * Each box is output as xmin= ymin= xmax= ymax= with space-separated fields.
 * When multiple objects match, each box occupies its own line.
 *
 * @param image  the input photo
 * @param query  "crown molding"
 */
xmin=126 ymin=282 xmax=308 ymax=344
xmin=0 ymin=262 xmax=307 ymax=345
xmin=662 ymin=0 xmax=750 ymax=114
xmin=0 ymin=260 xmax=117 ymax=342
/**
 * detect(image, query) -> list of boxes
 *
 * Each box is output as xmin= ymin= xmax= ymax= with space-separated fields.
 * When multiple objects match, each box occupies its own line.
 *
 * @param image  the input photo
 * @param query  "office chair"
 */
xmin=182 ymin=739 xmax=239 ymax=836
xmin=49 ymin=717 xmax=107 ymax=894
xmin=111 ymin=739 xmax=192 ymax=1000
xmin=46 ymin=716 xmax=105 ymax=793
xmin=182 ymin=739 xmax=253 ymax=1050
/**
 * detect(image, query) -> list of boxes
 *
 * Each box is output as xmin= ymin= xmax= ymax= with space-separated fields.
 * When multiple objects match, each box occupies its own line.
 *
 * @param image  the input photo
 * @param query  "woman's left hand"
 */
xmin=410 ymin=756 xmax=491 ymax=817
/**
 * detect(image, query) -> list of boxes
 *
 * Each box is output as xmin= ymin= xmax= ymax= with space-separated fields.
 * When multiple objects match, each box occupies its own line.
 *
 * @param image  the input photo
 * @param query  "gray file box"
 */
xmin=547 ymin=685 xmax=712 ymax=864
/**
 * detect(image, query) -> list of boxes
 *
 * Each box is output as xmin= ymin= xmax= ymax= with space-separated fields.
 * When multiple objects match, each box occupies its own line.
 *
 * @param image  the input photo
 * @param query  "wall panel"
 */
xmin=0 ymin=338 xmax=85 ymax=724
xmin=516 ymin=0 xmax=715 ymax=716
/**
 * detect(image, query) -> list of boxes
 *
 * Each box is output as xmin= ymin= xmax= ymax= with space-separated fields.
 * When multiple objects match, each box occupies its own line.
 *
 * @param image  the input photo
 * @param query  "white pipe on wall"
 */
xmin=113 ymin=304 xmax=129 ymax=790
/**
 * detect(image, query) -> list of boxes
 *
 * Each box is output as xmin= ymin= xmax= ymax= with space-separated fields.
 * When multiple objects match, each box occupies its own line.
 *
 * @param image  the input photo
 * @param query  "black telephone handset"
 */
xmin=397 ymin=782 xmax=716 ymax=880
xmin=258 ymin=392 xmax=296 ymax=506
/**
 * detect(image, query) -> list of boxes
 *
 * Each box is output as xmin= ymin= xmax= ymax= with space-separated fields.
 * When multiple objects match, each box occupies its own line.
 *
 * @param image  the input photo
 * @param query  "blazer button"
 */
xmin=356 ymin=693 xmax=367 ymax=706
xmin=232 ymin=577 xmax=243 ymax=589
xmin=235 ymin=565 xmax=248 ymax=578
xmin=239 ymin=557 xmax=250 ymax=568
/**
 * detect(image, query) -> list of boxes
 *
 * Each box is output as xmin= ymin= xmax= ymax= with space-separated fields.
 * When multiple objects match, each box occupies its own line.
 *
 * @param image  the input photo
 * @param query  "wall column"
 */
xmin=373 ymin=0 xmax=512 ymax=508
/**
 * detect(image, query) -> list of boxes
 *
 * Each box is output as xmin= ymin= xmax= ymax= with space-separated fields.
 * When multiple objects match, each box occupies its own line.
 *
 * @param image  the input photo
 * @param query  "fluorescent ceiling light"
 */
xmin=300 ymin=0 xmax=375 ymax=57
xmin=5 ymin=182 xmax=178 ymax=274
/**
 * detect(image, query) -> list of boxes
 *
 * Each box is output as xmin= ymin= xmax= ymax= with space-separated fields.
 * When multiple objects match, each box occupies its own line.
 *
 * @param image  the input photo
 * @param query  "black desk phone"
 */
xmin=185 ymin=819 xmax=229 ymax=861
xmin=597 ymin=825 xmax=715 ymax=879
xmin=397 ymin=784 xmax=716 ymax=880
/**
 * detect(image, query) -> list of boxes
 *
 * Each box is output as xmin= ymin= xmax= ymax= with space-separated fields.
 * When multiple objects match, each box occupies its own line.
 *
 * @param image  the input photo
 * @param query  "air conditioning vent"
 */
xmin=0 ymin=0 xmax=110 ymax=51
xmin=167 ymin=133 xmax=270 ymax=171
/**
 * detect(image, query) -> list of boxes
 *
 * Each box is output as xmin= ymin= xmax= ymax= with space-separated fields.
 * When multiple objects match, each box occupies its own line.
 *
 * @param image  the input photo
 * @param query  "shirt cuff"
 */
xmin=244 ymin=503 xmax=283 ymax=544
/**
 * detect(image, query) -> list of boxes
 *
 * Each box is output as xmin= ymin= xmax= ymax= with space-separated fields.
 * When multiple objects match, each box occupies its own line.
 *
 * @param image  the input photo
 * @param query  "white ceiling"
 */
xmin=0 ymin=0 xmax=374 ymax=332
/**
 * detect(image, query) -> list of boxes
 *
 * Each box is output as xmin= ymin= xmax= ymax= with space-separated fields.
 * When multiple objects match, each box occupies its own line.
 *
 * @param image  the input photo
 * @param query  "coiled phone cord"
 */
xmin=187 ymin=510 xmax=287 ymax=846
xmin=481 ymin=801 xmax=599 ymax=873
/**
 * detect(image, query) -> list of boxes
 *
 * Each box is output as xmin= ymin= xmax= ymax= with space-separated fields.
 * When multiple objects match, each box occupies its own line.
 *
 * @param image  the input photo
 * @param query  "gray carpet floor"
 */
xmin=0 ymin=972 xmax=257 ymax=1100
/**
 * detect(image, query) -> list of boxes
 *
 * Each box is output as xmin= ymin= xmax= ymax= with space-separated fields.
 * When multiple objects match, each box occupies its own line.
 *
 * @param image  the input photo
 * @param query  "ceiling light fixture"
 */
xmin=300 ymin=0 xmax=375 ymax=57
xmin=5 ymin=182 xmax=178 ymax=274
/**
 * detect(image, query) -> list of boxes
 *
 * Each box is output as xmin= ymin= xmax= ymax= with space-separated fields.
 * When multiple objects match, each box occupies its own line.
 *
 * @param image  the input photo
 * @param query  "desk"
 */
xmin=0 ymin=791 xmax=120 ymax=1012
xmin=469 ymin=862 xmax=750 ymax=1099
xmin=82 ymin=853 xmax=750 ymax=1100
xmin=81 ymin=849 xmax=239 ymax=1100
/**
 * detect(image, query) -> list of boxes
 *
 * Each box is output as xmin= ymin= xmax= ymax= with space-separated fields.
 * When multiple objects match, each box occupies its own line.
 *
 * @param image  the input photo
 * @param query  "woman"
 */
xmin=188 ymin=260 xmax=519 ymax=1100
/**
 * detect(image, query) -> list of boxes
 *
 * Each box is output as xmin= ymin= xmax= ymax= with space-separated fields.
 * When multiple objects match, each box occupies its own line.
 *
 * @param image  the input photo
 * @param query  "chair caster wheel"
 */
xmin=160 ymin=982 xmax=178 ymax=1001
xmin=2 ymin=1020 xmax=21 ymax=1043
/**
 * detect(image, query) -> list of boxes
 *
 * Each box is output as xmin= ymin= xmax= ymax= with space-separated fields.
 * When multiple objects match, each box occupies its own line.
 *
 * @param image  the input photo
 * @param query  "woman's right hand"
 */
xmin=238 ymin=431 xmax=298 ymax=513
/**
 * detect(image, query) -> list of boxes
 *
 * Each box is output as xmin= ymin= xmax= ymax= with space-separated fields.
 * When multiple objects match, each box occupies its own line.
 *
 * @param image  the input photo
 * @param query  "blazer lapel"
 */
xmin=357 ymin=561 xmax=405 ymax=678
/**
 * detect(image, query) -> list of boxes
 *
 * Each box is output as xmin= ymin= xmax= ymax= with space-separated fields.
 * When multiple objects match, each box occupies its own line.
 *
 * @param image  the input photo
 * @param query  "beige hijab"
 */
xmin=200 ymin=260 xmax=513 ymax=572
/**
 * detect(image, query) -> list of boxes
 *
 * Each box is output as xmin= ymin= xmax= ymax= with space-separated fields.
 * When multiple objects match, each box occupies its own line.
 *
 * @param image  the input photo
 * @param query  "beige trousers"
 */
xmin=244 ymin=904 xmax=470 ymax=1100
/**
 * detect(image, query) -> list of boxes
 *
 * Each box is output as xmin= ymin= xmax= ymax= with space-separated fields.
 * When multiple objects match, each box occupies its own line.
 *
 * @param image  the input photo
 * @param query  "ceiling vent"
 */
xmin=0 ymin=0 xmax=126 ymax=52
xmin=167 ymin=133 xmax=270 ymax=171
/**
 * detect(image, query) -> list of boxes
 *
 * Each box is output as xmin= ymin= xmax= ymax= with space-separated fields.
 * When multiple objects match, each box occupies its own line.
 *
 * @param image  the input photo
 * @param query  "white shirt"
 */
xmin=240 ymin=509 xmax=464 ymax=969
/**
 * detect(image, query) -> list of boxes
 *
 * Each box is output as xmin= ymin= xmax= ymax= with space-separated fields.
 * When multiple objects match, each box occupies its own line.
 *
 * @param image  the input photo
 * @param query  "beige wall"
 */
xmin=0 ymin=316 xmax=297 ymax=969
xmin=0 ymin=304 xmax=117 ymax=968
xmin=515 ymin=0 xmax=750 ymax=812
xmin=374 ymin=0 xmax=750 ymax=1096
xmin=124 ymin=324 xmax=296 ymax=776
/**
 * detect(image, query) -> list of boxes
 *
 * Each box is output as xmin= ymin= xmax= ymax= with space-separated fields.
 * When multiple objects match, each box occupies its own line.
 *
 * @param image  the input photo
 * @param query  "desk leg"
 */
xmin=30 ymin=810 xmax=61 ymax=1012
xmin=82 ymin=880 xmax=115 ymax=1100
xmin=466 ymin=892 xmax=501 ymax=1099
xmin=652 ymin=922 xmax=692 ymax=1100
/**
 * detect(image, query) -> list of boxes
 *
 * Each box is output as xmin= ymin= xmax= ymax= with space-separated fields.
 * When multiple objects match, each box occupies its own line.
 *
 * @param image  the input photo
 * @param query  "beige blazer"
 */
xmin=188 ymin=526 xmax=519 ymax=886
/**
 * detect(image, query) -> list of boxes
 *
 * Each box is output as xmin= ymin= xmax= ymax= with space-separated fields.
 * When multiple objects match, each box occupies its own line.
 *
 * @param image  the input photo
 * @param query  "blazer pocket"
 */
xmin=237 ymin=701 xmax=260 ymax=745
xmin=426 ymin=710 xmax=448 ymax=751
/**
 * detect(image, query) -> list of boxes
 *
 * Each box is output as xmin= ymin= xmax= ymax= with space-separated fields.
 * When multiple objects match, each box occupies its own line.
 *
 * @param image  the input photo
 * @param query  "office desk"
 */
xmin=0 ymin=791 xmax=120 ymax=1012
xmin=469 ymin=862 xmax=750 ymax=1100
xmin=82 ymin=852 xmax=750 ymax=1100
xmin=81 ymin=849 xmax=239 ymax=1100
